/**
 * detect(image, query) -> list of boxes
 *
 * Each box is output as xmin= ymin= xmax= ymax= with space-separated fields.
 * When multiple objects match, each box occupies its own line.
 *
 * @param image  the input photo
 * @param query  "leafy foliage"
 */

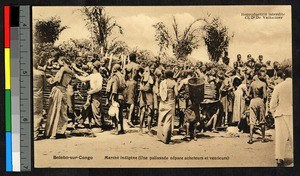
xmin=33 ymin=42 xmax=55 ymax=66
xmin=153 ymin=22 xmax=171 ymax=52
xmin=202 ymin=17 xmax=233 ymax=62
xmin=153 ymin=17 xmax=204 ymax=61
xmin=80 ymin=6 xmax=123 ymax=53
xmin=57 ymin=39 xmax=93 ymax=60
xmin=34 ymin=17 xmax=68 ymax=44
xmin=107 ymin=40 xmax=130 ymax=56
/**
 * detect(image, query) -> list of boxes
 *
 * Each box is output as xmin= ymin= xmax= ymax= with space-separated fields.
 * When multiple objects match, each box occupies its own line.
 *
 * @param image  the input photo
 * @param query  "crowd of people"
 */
xmin=33 ymin=49 xmax=293 ymax=166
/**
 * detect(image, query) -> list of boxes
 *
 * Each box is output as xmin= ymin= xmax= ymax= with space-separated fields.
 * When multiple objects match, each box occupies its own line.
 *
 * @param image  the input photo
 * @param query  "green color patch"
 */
xmin=5 ymin=90 xmax=11 ymax=132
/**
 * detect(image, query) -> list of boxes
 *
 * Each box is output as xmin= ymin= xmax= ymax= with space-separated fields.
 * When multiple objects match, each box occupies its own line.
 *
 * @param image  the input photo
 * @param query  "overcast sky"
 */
xmin=33 ymin=6 xmax=291 ymax=63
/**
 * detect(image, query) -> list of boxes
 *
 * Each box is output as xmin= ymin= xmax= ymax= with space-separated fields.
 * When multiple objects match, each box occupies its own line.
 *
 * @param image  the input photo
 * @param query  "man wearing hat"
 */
xmin=75 ymin=61 xmax=104 ymax=130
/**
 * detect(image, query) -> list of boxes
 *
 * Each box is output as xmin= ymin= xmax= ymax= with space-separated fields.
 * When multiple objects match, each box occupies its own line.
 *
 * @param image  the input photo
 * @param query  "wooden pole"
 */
xmin=108 ymin=53 xmax=113 ymax=71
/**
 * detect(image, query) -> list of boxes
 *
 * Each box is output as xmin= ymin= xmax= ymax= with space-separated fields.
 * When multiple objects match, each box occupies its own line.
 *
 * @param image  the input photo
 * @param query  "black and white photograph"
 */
xmin=32 ymin=6 xmax=293 ymax=168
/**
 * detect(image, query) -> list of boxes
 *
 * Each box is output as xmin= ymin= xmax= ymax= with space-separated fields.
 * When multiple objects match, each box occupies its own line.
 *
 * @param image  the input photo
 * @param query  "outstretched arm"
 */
xmin=71 ymin=63 xmax=88 ymax=76
xmin=75 ymin=74 xmax=90 ymax=82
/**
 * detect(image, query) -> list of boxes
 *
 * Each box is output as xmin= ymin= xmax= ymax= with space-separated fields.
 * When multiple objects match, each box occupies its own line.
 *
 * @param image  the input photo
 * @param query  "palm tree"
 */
xmin=153 ymin=16 xmax=205 ymax=61
xmin=80 ymin=6 xmax=124 ymax=53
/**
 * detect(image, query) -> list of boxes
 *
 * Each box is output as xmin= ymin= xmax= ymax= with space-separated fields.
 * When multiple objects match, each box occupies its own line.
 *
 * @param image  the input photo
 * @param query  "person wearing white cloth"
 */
xmin=75 ymin=61 xmax=104 ymax=129
xmin=270 ymin=67 xmax=293 ymax=167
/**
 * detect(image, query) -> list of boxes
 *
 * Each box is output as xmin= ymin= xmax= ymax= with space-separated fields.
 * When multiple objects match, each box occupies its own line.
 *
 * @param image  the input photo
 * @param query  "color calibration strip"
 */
xmin=4 ymin=5 xmax=12 ymax=172
xmin=11 ymin=6 xmax=21 ymax=172
xmin=5 ymin=5 xmax=29 ymax=172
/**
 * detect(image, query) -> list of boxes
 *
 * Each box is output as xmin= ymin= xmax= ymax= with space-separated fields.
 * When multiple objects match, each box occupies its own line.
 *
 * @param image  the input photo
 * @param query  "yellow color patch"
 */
xmin=5 ymin=48 xmax=10 ymax=90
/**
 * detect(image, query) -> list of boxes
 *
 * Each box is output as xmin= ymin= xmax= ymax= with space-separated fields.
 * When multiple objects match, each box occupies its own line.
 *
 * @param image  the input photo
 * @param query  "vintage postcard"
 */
xmin=32 ymin=5 xmax=292 ymax=168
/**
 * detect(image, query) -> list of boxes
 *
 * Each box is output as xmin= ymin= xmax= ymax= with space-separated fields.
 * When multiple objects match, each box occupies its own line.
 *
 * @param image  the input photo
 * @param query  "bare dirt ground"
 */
xmin=34 ymin=120 xmax=293 ymax=168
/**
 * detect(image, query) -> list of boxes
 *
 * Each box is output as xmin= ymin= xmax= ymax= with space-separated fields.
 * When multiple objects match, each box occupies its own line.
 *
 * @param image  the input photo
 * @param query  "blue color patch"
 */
xmin=6 ymin=132 xmax=12 ymax=171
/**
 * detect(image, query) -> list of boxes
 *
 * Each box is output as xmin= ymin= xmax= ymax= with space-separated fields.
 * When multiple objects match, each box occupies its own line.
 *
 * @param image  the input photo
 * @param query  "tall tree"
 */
xmin=80 ymin=6 xmax=124 ymax=53
xmin=34 ymin=17 xmax=68 ymax=44
xmin=153 ymin=16 xmax=204 ymax=61
xmin=202 ymin=17 xmax=233 ymax=63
